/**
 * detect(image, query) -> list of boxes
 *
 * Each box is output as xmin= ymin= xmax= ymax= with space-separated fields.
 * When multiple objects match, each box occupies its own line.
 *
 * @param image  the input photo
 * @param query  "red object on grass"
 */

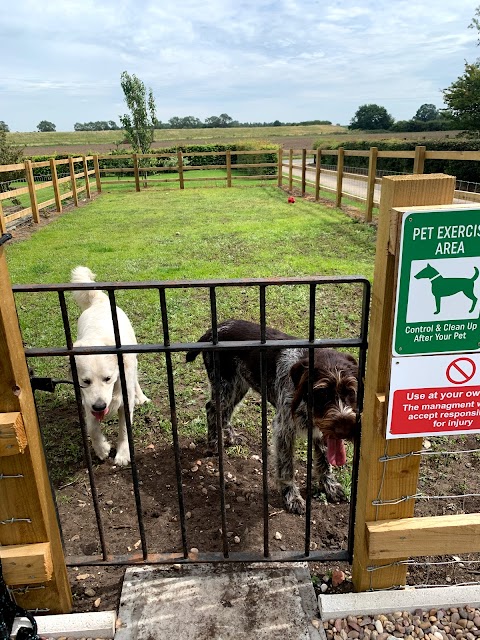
xmin=288 ymin=196 xmax=295 ymax=203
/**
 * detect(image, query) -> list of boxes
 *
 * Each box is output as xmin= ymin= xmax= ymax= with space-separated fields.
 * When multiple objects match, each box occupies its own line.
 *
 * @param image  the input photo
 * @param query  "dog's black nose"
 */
xmin=92 ymin=400 xmax=107 ymax=411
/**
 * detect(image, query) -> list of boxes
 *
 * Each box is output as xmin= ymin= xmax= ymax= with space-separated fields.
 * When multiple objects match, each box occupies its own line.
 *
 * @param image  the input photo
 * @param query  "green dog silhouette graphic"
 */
xmin=414 ymin=264 xmax=479 ymax=315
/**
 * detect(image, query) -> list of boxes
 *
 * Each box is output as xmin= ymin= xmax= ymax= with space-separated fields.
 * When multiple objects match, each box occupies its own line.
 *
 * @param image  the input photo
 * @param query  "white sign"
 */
xmin=386 ymin=353 xmax=480 ymax=439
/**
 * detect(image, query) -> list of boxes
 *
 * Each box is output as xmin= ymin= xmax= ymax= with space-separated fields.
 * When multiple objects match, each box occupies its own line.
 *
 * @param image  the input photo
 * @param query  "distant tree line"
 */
xmin=349 ymin=103 xmax=456 ymax=133
xmin=153 ymin=114 xmax=333 ymax=129
xmin=74 ymin=120 xmax=121 ymax=131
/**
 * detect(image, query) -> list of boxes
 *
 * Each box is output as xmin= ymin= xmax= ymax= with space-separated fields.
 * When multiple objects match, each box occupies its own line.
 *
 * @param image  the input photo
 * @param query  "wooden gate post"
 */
xmin=301 ymin=148 xmax=307 ymax=196
xmin=93 ymin=155 xmax=102 ymax=193
xmin=49 ymin=158 xmax=62 ymax=213
xmin=315 ymin=148 xmax=321 ymax=201
xmin=352 ymin=173 xmax=455 ymax=591
xmin=365 ymin=146 xmax=378 ymax=223
xmin=288 ymin=149 xmax=293 ymax=191
xmin=24 ymin=160 xmax=40 ymax=223
xmin=335 ymin=147 xmax=345 ymax=208
xmin=413 ymin=145 xmax=426 ymax=175
xmin=277 ymin=148 xmax=283 ymax=187
xmin=68 ymin=157 xmax=79 ymax=207
xmin=82 ymin=155 xmax=91 ymax=199
xmin=0 ymin=247 xmax=72 ymax=612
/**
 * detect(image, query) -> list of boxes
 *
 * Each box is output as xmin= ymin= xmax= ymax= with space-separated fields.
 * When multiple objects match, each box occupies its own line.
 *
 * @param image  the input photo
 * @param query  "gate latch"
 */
xmin=30 ymin=377 xmax=74 ymax=393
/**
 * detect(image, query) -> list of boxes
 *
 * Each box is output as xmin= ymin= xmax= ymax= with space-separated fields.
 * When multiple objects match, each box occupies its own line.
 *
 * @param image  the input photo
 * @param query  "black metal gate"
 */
xmin=13 ymin=275 xmax=369 ymax=568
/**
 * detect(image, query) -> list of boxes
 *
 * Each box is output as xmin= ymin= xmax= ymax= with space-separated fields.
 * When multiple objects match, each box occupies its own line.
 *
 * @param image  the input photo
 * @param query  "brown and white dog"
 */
xmin=186 ymin=319 xmax=358 ymax=514
xmin=71 ymin=266 xmax=150 ymax=466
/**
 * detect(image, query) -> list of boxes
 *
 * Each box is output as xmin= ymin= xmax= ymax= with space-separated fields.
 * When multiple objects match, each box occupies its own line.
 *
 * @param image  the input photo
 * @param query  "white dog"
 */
xmin=71 ymin=266 xmax=150 ymax=466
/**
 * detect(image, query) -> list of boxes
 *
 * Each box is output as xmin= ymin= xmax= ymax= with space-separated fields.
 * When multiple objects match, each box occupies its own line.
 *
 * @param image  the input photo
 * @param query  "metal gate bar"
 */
xmin=14 ymin=275 xmax=370 ymax=567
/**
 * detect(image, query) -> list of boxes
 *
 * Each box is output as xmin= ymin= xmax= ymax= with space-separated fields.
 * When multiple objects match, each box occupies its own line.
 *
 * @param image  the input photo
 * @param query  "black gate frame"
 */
xmin=13 ymin=275 xmax=370 ymax=567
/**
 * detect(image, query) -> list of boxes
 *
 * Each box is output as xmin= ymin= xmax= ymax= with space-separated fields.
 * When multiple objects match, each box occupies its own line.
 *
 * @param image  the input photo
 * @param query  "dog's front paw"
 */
xmin=114 ymin=449 xmax=131 ymax=466
xmin=322 ymin=479 xmax=347 ymax=503
xmin=282 ymin=486 xmax=306 ymax=515
xmin=93 ymin=439 xmax=111 ymax=461
xmin=135 ymin=393 xmax=151 ymax=405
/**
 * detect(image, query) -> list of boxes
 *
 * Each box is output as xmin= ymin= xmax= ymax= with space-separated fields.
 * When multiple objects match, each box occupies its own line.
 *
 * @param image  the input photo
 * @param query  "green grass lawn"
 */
xmin=7 ymin=184 xmax=376 ymax=484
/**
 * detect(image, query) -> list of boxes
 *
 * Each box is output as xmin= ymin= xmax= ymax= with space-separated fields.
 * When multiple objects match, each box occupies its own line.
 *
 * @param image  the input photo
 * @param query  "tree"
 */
xmin=119 ymin=71 xmax=156 ymax=153
xmin=37 ymin=120 xmax=56 ymax=132
xmin=204 ymin=114 xmax=234 ymax=128
xmin=0 ymin=121 xmax=9 ymax=132
xmin=414 ymin=104 xmax=440 ymax=122
xmin=470 ymin=5 xmax=480 ymax=43
xmin=349 ymin=104 xmax=394 ymax=130
xmin=0 ymin=129 xmax=24 ymax=203
xmin=442 ymin=62 xmax=480 ymax=135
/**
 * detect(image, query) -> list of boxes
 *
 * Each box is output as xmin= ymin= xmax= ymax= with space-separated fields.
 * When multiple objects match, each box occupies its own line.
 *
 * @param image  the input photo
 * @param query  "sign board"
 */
xmin=393 ymin=208 xmax=480 ymax=356
xmin=387 ymin=353 xmax=480 ymax=439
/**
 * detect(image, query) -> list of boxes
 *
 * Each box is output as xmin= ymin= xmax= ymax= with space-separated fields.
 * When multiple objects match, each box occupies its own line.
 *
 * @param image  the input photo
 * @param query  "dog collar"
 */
xmin=429 ymin=273 xmax=441 ymax=281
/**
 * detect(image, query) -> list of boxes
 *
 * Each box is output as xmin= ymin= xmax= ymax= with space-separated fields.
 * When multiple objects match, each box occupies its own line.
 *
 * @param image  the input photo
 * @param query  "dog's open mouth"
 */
xmin=91 ymin=408 xmax=109 ymax=421
xmin=326 ymin=437 xmax=347 ymax=466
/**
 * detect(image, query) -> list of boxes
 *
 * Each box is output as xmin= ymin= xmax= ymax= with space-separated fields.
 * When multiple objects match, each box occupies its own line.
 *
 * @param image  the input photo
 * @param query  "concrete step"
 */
xmin=115 ymin=562 xmax=324 ymax=639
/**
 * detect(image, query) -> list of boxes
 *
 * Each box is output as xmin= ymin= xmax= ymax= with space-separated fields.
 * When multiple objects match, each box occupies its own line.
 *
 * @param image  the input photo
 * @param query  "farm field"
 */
xmin=6 ymin=184 xmax=480 ymax=611
xmin=6 ymin=124 xmax=461 ymax=156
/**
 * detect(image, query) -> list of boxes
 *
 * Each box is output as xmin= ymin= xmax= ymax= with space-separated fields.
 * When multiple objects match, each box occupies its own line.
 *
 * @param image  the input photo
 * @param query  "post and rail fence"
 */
xmin=1 ymin=147 xmax=480 ymax=231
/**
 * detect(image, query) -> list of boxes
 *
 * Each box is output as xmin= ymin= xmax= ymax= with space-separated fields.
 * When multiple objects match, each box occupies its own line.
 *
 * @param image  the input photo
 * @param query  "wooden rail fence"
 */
xmin=1 ymin=147 xmax=479 ymax=230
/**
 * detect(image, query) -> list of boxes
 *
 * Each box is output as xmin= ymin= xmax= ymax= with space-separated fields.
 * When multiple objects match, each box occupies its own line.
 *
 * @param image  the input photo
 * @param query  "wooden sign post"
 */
xmin=0 ymin=246 xmax=72 ymax=612
xmin=352 ymin=174 xmax=456 ymax=591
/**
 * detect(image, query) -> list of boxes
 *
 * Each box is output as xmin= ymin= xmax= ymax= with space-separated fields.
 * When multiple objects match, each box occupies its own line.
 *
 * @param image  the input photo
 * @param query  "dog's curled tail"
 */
xmin=473 ymin=267 xmax=479 ymax=281
xmin=71 ymin=266 xmax=106 ymax=311
xmin=185 ymin=329 xmax=213 ymax=363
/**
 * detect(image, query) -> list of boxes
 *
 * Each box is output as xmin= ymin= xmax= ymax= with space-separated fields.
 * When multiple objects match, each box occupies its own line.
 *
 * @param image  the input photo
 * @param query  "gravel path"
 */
xmin=324 ymin=606 xmax=480 ymax=639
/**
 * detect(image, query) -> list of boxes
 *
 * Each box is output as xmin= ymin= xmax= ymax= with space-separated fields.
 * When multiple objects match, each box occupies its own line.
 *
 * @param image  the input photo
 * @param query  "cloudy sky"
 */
xmin=1 ymin=0 xmax=478 ymax=131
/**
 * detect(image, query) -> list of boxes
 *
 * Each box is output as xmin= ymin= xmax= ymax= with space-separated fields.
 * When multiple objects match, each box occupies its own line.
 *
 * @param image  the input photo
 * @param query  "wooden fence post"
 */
xmin=288 ymin=149 xmax=293 ymax=191
xmin=226 ymin=150 xmax=232 ymax=187
xmin=277 ymin=148 xmax=283 ymax=187
xmin=0 ymin=247 xmax=72 ymax=612
xmin=133 ymin=154 xmax=140 ymax=192
xmin=82 ymin=156 xmax=91 ymax=199
xmin=315 ymin=148 xmax=321 ymax=201
xmin=335 ymin=147 xmax=344 ymax=208
xmin=0 ymin=201 xmax=6 ymax=234
xmin=413 ymin=145 xmax=426 ymax=174
xmin=68 ymin=157 xmax=79 ymax=206
xmin=49 ymin=158 xmax=62 ymax=213
xmin=352 ymin=174 xmax=455 ymax=592
xmin=93 ymin=155 xmax=102 ymax=193
xmin=301 ymin=149 xmax=307 ymax=196
xmin=365 ymin=146 xmax=378 ymax=222
xmin=24 ymin=160 xmax=40 ymax=223
xmin=177 ymin=150 xmax=184 ymax=190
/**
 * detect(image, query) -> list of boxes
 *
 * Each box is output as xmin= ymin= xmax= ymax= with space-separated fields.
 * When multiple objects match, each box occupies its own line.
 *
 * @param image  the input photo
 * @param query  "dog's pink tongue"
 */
xmin=327 ymin=438 xmax=347 ymax=466
xmin=91 ymin=408 xmax=109 ymax=422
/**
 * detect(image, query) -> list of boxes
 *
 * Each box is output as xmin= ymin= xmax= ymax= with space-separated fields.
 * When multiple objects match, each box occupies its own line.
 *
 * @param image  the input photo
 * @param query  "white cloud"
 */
xmin=0 ymin=0 xmax=478 ymax=129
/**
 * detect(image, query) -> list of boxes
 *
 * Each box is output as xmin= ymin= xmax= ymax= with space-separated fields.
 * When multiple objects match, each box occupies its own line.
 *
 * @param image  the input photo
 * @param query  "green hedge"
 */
xmin=312 ymin=138 xmax=480 ymax=183
xmin=27 ymin=143 xmax=279 ymax=179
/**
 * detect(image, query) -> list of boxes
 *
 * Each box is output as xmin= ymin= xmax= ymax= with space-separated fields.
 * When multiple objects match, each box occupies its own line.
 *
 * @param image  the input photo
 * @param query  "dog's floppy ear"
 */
xmin=343 ymin=353 xmax=359 ymax=379
xmin=290 ymin=359 xmax=309 ymax=416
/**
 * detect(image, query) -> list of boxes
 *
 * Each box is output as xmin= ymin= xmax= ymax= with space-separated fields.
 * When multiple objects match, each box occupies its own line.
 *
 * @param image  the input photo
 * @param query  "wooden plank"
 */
xmin=226 ymin=150 xmax=232 ymax=187
xmin=315 ymin=149 xmax=321 ymax=201
xmin=96 ymin=154 xmax=134 ymax=160
xmin=336 ymin=147 xmax=344 ymax=207
xmin=301 ymin=149 xmax=307 ymax=195
xmin=367 ymin=513 xmax=480 ymax=559
xmin=177 ymin=150 xmax=184 ymax=189
xmin=0 ymin=163 xmax=25 ymax=173
xmin=34 ymin=180 xmax=53 ymax=191
xmin=366 ymin=147 xmax=378 ymax=222
xmin=54 ymin=159 xmax=70 ymax=166
xmin=93 ymin=155 xmax=102 ymax=193
xmin=0 ymin=542 xmax=53 ymax=586
xmin=413 ymin=145 xmax=426 ymax=174
xmin=351 ymin=174 xmax=455 ymax=592
xmin=455 ymin=190 xmax=480 ymax=203
xmin=68 ymin=157 xmax=79 ymax=206
xmin=99 ymin=167 xmax=135 ymax=173
xmin=0 ymin=185 xmax=29 ymax=200
xmin=0 ymin=412 xmax=27 ymax=456
xmin=24 ymin=160 xmax=40 ymax=223
xmin=344 ymin=150 xmax=371 ymax=157
xmin=76 ymin=185 xmax=86 ymax=195
xmin=288 ymin=149 xmax=293 ymax=191
xmin=50 ymin=158 xmax=62 ymax=212
xmin=0 ymin=248 xmax=72 ymax=611
xmin=277 ymin=148 xmax=283 ymax=187
xmin=426 ymin=150 xmax=480 ymax=161
xmin=30 ymin=160 xmax=51 ymax=168
xmin=133 ymin=154 xmax=140 ymax=192
xmin=4 ymin=207 xmax=32 ymax=223
xmin=0 ymin=200 xmax=5 ymax=234
xmin=38 ymin=197 xmax=57 ymax=211
xmin=83 ymin=156 xmax=91 ymax=199
xmin=60 ymin=190 xmax=73 ymax=200
xmin=57 ymin=175 xmax=72 ymax=185
xmin=377 ymin=151 xmax=416 ymax=159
